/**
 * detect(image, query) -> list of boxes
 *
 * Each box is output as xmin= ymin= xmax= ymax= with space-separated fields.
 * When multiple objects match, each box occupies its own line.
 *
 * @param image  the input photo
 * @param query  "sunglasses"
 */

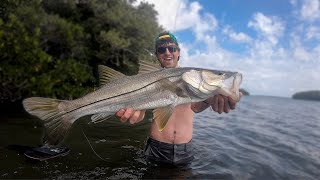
xmin=157 ymin=46 xmax=178 ymax=54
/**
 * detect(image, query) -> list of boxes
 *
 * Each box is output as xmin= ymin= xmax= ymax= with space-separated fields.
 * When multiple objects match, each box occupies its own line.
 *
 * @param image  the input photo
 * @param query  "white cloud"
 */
xmin=300 ymin=0 xmax=320 ymax=21
xmin=250 ymin=41 xmax=276 ymax=60
xmin=193 ymin=13 xmax=218 ymax=40
xmin=289 ymin=0 xmax=298 ymax=6
xmin=289 ymin=33 xmax=318 ymax=62
xmin=181 ymin=49 xmax=320 ymax=97
xmin=222 ymin=26 xmax=252 ymax=43
xmin=306 ymin=26 xmax=320 ymax=40
xmin=174 ymin=1 xmax=203 ymax=31
xmin=314 ymin=44 xmax=320 ymax=55
xmin=135 ymin=0 xmax=218 ymax=41
xmin=134 ymin=0 xmax=320 ymax=97
xmin=133 ymin=0 xmax=182 ymax=30
xmin=248 ymin=12 xmax=285 ymax=45
xmin=293 ymin=47 xmax=312 ymax=61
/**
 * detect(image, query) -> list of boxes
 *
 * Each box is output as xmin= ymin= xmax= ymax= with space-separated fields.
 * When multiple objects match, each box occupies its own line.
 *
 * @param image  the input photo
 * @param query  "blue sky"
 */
xmin=136 ymin=0 xmax=320 ymax=97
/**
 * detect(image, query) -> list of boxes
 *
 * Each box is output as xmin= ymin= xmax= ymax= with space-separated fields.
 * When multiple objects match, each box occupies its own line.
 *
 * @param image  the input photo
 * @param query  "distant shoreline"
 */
xmin=292 ymin=90 xmax=320 ymax=101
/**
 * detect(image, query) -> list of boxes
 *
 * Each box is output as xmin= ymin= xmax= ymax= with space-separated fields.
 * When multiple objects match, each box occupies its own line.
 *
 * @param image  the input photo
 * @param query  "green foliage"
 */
xmin=80 ymin=0 xmax=162 ymax=74
xmin=0 ymin=0 xmax=21 ymax=20
xmin=1 ymin=12 xmax=51 ymax=101
xmin=0 ymin=0 xmax=162 ymax=102
xmin=292 ymin=90 xmax=320 ymax=101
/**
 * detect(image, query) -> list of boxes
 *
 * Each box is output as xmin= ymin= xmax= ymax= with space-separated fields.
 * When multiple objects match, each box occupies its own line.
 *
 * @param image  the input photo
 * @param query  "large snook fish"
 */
xmin=23 ymin=61 xmax=242 ymax=145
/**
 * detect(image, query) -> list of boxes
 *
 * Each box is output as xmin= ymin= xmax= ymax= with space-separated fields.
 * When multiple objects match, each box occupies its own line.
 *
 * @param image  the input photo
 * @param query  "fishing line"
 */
xmin=81 ymin=128 xmax=108 ymax=161
xmin=173 ymin=0 xmax=182 ymax=32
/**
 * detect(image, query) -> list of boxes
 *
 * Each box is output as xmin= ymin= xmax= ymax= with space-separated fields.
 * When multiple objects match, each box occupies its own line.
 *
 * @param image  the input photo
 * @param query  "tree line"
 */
xmin=0 ymin=0 xmax=162 ymax=103
xmin=292 ymin=90 xmax=320 ymax=101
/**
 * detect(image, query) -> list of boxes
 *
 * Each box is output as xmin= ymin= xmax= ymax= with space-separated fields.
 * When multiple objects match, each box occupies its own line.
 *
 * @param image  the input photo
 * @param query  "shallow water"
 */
xmin=1 ymin=96 xmax=320 ymax=179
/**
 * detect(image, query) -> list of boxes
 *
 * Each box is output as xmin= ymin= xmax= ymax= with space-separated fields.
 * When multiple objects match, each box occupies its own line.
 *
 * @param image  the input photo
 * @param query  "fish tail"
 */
xmin=23 ymin=97 xmax=75 ymax=146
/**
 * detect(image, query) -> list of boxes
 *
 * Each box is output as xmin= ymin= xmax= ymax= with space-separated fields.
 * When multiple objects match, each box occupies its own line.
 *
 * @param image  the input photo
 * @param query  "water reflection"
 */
xmin=1 ymin=96 xmax=320 ymax=179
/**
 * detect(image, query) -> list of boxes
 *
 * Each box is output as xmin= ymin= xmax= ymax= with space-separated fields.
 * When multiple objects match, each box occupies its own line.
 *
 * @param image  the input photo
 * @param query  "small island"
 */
xmin=240 ymin=88 xmax=250 ymax=96
xmin=292 ymin=90 xmax=320 ymax=101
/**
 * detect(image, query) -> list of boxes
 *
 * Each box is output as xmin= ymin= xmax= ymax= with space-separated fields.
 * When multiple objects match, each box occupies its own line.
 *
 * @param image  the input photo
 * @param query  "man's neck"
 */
xmin=162 ymin=63 xmax=179 ymax=69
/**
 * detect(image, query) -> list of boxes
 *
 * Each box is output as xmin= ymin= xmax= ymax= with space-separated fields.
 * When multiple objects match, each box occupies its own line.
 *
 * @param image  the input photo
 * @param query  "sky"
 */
xmin=135 ymin=0 xmax=320 ymax=97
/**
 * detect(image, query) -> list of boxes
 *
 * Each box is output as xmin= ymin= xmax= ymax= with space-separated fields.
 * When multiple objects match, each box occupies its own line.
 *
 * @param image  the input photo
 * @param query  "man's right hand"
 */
xmin=115 ymin=108 xmax=145 ymax=124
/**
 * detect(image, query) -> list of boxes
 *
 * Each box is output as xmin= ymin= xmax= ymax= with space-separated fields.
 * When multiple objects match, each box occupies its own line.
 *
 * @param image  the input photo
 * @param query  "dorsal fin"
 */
xmin=98 ymin=65 xmax=126 ymax=86
xmin=138 ymin=61 xmax=162 ymax=74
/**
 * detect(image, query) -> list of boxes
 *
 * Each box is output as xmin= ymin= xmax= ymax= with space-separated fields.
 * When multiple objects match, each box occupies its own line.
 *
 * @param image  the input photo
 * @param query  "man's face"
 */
xmin=156 ymin=42 xmax=180 ymax=68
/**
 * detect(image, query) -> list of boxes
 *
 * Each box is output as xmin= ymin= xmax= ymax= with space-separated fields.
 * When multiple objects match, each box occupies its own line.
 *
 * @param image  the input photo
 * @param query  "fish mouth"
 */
xmin=219 ymin=73 xmax=243 ymax=101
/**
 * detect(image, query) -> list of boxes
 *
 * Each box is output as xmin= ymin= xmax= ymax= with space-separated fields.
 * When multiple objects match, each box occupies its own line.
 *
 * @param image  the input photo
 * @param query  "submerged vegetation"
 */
xmin=0 ymin=0 xmax=162 ymax=103
xmin=292 ymin=90 xmax=320 ymax=101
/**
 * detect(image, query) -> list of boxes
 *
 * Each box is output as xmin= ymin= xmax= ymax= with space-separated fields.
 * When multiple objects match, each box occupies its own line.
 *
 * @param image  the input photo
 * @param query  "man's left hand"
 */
xmin=205 ymin=93 xmax=242 ymax=114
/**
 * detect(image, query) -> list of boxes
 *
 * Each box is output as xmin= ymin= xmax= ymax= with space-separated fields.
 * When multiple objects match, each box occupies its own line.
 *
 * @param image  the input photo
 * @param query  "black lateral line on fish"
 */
xmin=64 ymin=73 xmax=184 ymax=114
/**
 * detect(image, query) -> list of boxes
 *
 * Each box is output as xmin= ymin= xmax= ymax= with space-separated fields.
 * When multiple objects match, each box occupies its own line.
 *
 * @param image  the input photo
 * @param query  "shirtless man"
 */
xmin=115 ymin=32 xmax=240 ymax=166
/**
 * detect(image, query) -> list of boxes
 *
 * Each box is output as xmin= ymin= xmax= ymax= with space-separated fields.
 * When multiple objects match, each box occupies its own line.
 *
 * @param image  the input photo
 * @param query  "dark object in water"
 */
xmin=24 ymin=145 xmax=70 ymax=161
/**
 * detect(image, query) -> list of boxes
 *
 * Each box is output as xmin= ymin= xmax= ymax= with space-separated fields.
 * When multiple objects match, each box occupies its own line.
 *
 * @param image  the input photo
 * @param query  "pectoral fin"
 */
xmin=153 ymin=106 xmax=174 ymax=131
xmin=90 ymin=112 xmax=113 ymax=124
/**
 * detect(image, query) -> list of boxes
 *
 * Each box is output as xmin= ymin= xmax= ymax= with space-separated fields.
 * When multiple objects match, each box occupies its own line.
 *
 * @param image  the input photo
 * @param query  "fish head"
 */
xmin=182 ymin=69 xmax=243 ymax=101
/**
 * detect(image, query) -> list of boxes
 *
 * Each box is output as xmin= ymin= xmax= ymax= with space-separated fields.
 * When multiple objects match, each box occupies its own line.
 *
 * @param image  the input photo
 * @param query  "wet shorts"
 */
xmin=144 ymin=137 xmax=194 ymax=166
